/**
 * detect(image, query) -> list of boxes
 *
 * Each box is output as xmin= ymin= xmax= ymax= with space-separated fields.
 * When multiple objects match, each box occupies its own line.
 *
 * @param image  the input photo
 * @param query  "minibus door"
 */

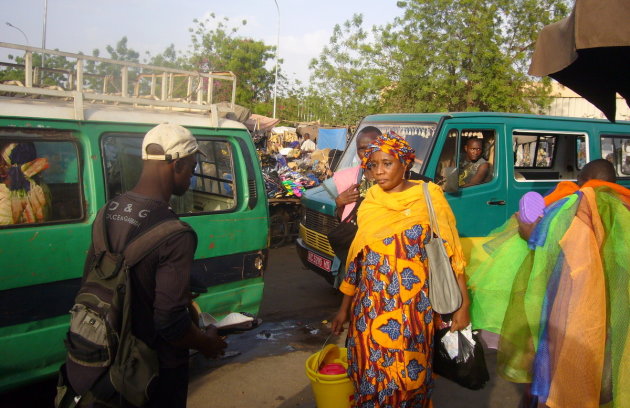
xmin=432 ymin=123 xmax=508 ymax=238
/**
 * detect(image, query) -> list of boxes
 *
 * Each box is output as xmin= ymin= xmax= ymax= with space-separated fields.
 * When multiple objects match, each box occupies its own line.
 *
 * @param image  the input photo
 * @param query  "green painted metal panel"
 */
xmin=0 ymin=315 xmax=68 ymax=392
xmin=194 ymin=277 xmax=265 ymax=318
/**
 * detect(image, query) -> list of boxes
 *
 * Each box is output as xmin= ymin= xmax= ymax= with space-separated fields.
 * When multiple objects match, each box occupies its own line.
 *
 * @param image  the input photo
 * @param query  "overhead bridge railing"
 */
xmin=0 ymin=42 xmax=237 ymax=120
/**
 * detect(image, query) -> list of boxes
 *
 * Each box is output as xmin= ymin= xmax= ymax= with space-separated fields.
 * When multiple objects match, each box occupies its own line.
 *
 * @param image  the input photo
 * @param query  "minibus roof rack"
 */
xmin=0 ymin=42 xmax=237 ymax=123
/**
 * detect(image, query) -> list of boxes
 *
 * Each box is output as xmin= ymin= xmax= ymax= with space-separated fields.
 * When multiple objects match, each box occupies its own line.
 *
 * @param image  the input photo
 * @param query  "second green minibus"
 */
xmin=297 ymin=112 xmax=630 ymax=284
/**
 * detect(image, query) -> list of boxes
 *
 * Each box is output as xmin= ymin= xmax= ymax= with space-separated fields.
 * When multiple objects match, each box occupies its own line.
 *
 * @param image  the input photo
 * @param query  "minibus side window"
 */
xmin=576 ymin=137 xmax=587 ymax=170
xmin=513 ymin=131 xmax=586 ymax=181
xmin=435 ymin=129 xmax=496 ymax=191
xmin=601 ymin=135 xmax=630 ymax=178
xmin=171 ymin=140 xmax=236 ymax=213
xmin=514 ymin=135 xmax=556 ymax=168
xmin=103 ymin=134 xmax=236 ymax=214
xmin=0 ymin=138 xmax=83 ymax=227
xmin=459 ymin=130 xmax=496 ymax=188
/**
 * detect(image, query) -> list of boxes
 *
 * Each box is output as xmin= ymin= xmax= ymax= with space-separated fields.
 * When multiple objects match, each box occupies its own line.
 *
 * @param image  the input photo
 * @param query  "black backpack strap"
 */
xmin=123 ymin=219 xmax=194 ymax=267
xmin=91 ymin=206 xmax=110 ymax=254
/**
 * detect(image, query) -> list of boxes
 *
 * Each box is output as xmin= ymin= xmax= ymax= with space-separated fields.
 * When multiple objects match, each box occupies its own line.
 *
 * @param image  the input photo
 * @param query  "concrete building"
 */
xmin=543 ymin=83 xmax=630 ymax=121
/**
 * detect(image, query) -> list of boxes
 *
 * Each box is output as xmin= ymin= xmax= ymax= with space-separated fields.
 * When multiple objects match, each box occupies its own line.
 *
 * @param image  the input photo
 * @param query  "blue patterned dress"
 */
xmin=341 ymin=224 xmax=435 ymax=408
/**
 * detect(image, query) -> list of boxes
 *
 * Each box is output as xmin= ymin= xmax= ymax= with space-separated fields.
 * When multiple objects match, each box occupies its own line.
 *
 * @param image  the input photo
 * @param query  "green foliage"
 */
xmin=189 ymin=15 xmax=276 ymax=106
xmin=146 ymin=44 xmax=192 ymax=70
xmin=6 ymin=2 xmax=571 ymax=123
xmin=309 ymin=14 xmax=393 ymax=125
xmin=387 ymin=0 xmax=569 ymax=113
xmin=310 ymin=0 xmax=571 ymax=122
xmin=267 ymin=78 xmax=336 ymax=124
xmin=83 ymin=36 xmax=141 ymax=93
xmin=0 ymin=52 xmax=74 ymax=87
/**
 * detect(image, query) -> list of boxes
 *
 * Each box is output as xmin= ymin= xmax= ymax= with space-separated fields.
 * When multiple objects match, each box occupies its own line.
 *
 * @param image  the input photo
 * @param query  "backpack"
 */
xmin=58 ymin=205 xmax=192 ymax=407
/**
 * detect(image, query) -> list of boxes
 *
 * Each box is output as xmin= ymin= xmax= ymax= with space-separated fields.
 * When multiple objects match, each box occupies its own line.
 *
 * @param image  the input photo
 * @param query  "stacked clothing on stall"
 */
xmin=467 ymin=181 xmax=630 ymax=408
xmin=260 ymin=153 xmax=321 ymax=199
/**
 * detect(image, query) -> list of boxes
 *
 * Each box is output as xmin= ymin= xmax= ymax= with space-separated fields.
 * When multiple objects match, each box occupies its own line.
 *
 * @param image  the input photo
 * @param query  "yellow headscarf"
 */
xmin=345 ymin=180 xmax=466 ymax=276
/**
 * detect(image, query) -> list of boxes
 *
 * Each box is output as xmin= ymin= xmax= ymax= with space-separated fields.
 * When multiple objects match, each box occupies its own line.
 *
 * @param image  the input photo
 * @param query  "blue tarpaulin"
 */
xmin=316 ymin=128 xmax=347 ymax=150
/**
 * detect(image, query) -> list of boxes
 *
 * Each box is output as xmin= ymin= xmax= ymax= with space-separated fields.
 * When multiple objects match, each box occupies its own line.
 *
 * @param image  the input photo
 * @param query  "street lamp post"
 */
xmin=5 ymin=22 xmax=29 ymax=44
xmin=41 ymin=0 xmax=48 ymax=69
xmin=272 ymin=0 xmax=279 ymax=119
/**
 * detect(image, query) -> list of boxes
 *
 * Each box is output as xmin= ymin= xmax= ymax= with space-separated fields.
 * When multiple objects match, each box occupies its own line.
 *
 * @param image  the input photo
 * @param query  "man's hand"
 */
xmin=516 ymin=212 xmax=540 ymax=241
xmin=335 ymin=184 xmax=360 ymax=208
xmin=198 ymin=325 xmax=227 ymax=359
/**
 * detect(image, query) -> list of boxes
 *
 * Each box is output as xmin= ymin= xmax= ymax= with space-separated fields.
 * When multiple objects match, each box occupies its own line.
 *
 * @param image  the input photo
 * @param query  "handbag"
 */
xmin=326 ymin=199 xmax=362 ymax=263
xmin=422 ymin=182 xmax=462 ymax=314
xmin=433 ymin=326 xmax=490 ymax=390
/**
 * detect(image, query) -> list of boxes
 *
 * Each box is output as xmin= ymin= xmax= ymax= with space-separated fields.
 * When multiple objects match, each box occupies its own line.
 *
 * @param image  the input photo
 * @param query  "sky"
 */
xmin=1 ymin=0 xmax=403 ymax=83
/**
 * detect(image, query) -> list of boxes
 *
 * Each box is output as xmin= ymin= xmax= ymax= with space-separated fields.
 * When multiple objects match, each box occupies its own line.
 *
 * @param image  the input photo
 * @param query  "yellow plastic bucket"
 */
xmin=305 ymin=347 xmax=355 ymax=408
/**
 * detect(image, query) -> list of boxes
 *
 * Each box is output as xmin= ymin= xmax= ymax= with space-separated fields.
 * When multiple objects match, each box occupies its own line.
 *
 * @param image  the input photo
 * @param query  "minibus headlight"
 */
xmin=254 ymin=255 xmax=264 ymax=270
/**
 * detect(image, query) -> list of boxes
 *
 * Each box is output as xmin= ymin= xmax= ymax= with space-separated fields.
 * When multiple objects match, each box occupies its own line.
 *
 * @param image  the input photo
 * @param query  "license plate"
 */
xmin=307 ymin=251 xmax=332 ymax=272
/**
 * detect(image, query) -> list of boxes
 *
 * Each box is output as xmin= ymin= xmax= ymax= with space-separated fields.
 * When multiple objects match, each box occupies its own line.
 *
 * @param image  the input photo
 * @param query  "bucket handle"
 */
xmin=315 ymin=332 xmax=335 ymax=370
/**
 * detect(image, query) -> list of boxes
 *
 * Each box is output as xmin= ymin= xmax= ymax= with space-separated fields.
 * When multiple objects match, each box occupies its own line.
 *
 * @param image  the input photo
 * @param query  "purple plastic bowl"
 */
xmin=518 ymin=191 xmax=545 ymax=224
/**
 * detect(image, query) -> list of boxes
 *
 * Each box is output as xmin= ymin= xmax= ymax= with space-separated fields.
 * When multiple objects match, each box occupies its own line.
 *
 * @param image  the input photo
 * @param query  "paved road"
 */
xmin=1 ymin=244 xmax=525 ymax=407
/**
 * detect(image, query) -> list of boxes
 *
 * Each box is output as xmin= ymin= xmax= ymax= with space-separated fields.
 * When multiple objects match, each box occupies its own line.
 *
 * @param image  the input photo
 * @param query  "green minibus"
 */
xmin=0 ymin=44 xmax=269 ymax=391
xmin=297 ymin=112 xmax=630 ymax=284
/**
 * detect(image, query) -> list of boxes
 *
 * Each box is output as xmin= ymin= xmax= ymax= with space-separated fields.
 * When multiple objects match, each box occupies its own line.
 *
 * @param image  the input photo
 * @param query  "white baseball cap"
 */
xmin=141 ymin=123 xmax=205 ymax=160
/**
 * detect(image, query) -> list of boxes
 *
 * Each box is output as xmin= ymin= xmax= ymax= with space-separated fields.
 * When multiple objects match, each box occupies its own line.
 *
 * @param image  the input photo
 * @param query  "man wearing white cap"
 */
xmin=66 ymin=123 xmax=226 ymax=407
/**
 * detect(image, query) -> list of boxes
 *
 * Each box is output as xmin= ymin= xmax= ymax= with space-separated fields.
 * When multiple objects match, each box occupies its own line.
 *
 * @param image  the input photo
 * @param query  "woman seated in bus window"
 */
xmin=0 ymin=142 xmax=51 ymax=225
xmin=459 ymin=138 xmax=490 ymax=187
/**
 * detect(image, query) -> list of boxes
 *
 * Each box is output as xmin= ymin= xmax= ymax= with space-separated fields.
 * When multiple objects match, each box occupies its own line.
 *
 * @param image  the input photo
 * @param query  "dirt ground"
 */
xmin=186 ymin=244 xmax=525 ymax=408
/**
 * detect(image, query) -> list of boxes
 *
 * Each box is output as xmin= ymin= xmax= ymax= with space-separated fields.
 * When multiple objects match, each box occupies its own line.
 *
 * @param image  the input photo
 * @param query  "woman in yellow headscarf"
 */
xmin=331 ymin=132 xmax=470 ymax=407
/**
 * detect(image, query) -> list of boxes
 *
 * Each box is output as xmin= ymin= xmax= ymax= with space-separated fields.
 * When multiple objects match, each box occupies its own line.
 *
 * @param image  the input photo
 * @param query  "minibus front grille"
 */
xmin=299 ymin=224 xmax=335 ymax=257
xmin=303 ymin=208 xmax=339 ymax=234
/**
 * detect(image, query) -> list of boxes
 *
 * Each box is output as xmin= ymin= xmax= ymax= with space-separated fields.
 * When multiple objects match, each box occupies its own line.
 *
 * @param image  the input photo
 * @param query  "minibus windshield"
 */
xmin=335 ymin=122 xmax=438 ymax=174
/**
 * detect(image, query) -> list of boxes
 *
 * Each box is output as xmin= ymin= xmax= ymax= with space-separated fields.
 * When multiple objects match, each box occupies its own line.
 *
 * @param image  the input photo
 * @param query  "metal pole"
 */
xmin=41 ymin=0 xmax=48 ymax=69
xmin=272 ymin=0 xmax=279 ymax=119
xmin=5 ymin=22 xmax=29 ymax=44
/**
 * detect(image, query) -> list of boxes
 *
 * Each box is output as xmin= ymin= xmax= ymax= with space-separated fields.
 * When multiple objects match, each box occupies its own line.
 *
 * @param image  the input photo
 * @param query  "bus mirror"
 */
xmin=442 ymin=167 xmax=459 ymax=193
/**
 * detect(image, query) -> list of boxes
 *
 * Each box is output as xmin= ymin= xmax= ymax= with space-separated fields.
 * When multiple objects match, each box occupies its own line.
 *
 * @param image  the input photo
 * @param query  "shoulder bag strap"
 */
xmin=341 ymin=197 xmax=363 ymax=224
xmin=422 ymin=182 xmax=441 ymax=239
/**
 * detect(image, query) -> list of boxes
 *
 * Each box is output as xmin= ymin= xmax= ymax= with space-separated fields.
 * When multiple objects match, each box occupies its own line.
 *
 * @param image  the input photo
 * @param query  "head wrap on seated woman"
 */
xmin=361 ymin=131 xmax=415 ymax=169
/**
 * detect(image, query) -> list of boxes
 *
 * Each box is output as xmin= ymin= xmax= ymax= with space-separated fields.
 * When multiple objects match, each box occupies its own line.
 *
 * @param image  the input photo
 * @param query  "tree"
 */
xmin=310 ymin=1 xmax=571 ymax=121
xmin=83 ymin=36 xmax=142 ymax=94
xmin=146 ymin=44 xmax=191 ymax=70
xmin=385 ymin=0 xmax=570 ymax=113
xmin=309 ymin=14 xmax=393 ymax=125
xmin=0 ymin=52 xmax=74 ymax=88
xmin=189 ymin=14 xmax=276 ymax=107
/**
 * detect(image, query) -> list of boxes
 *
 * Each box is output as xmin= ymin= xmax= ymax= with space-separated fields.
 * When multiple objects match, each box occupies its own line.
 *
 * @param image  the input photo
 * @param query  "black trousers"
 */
xmin=147 ymin=364 xmax=189 ymax=408
xmin=92 ymin=363 xmax=189 ymax=408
